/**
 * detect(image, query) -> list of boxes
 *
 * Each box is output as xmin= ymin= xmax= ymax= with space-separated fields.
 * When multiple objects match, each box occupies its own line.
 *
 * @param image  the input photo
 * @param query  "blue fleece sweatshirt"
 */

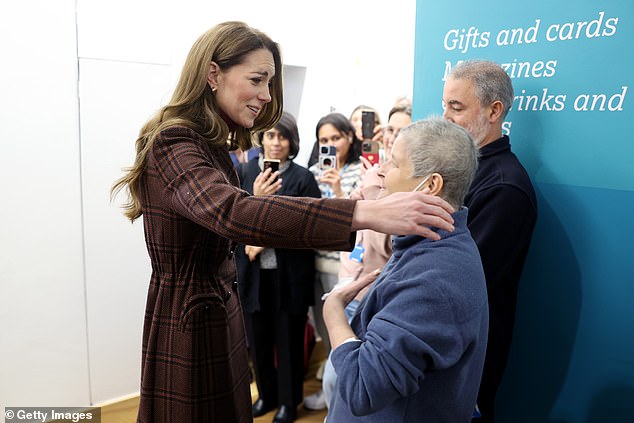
xmin=327 ymin=208 xmax=488 ymax=423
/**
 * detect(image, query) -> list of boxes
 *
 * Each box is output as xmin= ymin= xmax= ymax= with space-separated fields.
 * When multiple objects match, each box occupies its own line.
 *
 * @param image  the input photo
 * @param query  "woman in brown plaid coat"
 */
xmin=111 ymin=21 xmax=457 ymax=423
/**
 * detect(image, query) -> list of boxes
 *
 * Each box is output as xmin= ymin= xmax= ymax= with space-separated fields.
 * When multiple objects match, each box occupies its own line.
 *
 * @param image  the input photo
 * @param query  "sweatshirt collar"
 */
xmin=393 ymin=207 xmax=469 ymax=251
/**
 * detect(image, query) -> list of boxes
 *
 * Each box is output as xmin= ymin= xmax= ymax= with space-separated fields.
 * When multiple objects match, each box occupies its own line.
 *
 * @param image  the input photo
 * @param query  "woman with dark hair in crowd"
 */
xmin=236 ymin=112 xmax=320 ymax=423
xmin=304 ymin=112 xmax=363 ymax=410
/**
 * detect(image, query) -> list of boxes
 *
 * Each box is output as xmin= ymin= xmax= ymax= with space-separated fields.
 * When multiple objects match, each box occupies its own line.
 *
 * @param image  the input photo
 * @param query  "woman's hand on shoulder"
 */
xmin=352 ymin=191 xmax=455 ymax=240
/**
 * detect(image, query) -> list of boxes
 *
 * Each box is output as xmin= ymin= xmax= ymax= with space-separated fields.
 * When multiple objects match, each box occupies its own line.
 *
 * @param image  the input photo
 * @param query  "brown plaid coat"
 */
xmin=137 ymin=126 xmax=355 ymax=423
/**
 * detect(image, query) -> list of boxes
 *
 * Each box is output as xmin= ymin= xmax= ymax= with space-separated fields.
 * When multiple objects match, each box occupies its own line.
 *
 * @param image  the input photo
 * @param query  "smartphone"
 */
xmin=361 ymin=110 xmax=375 ymax=140
xmin=263 ymin=158 xmax=280 ymax=181
xmin=362 ymin=141 xmax=380 ymax=166
xmin=319 ymin=145 xmax=337 ymax=171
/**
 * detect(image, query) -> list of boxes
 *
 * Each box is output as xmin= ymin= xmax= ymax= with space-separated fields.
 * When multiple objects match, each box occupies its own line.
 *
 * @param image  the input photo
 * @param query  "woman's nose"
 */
xmin=259 ymin=86 xmax=272 ymax=103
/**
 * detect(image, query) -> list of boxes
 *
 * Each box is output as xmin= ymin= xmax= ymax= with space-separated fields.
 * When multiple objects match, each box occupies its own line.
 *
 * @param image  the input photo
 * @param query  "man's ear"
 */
xmin=488 ymin=100 xmax=504 ymax=123
xmin=426 ymin=173 xmax=444 ymax=196
xmin=207 ymin=61 xmax=220 ymax=90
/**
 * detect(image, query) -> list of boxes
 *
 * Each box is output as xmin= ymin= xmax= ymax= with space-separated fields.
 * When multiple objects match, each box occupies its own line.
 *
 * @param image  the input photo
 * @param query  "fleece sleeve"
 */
xmin=330 ymin=270 xmax=467 ymax=416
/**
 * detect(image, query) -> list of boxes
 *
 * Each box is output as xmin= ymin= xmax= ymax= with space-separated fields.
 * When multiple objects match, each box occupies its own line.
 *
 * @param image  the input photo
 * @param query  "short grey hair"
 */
xmin=400 ymin=116 xmax=479 ymax=209
xmin=449 ymin=60 xmax=514 ymax=119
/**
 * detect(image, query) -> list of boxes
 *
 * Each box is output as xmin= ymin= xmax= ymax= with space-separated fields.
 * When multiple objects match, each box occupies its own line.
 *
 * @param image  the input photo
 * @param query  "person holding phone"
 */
xmin=235 ymin=112 xmax=320 ymax=423
xmin=304 ymin=112 xmax=363 ymax=410
xmin=317 ymin=102 xmax=414 ymax=410
xmin=349 ymin=105 xmax=383 ymax=144
xmin=361 ymin=110 xmax=381 ymax=166
xmin=111 ymin=21 xmax=458 ymax=423
xmin=307 ymin=105 xmax=382 ymax=168
xmin=309 ymin=112 xmax=363 ymax=200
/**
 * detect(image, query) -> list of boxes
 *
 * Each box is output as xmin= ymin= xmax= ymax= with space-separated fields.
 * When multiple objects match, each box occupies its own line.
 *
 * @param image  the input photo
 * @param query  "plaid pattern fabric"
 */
xmin=136 ymin=127 xmax=356 ymax=422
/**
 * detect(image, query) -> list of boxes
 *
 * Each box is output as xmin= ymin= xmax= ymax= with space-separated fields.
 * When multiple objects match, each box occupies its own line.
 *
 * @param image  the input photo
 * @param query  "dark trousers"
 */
xmin=473 ymin=305 xmax=515 ymax=423
xmin=247 ymin=269 xmax=307 ymax=408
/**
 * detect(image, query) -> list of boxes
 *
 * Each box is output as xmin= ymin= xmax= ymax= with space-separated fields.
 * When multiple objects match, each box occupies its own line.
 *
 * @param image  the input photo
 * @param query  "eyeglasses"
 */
xmin=412 ymin=174 xmax=432 ymax=192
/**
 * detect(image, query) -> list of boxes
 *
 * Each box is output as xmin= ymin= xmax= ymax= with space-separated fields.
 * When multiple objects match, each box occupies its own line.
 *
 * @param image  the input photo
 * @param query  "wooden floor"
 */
xmin=99 ymin=341 xmax=328 ymax=423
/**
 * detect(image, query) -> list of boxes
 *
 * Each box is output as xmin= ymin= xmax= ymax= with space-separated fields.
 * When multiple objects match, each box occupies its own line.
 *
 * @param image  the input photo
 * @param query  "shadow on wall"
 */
xmin=495 ymin=185 xmax=582 ymax=423
xmin=586 ymin=384 xmax=634 ymax=423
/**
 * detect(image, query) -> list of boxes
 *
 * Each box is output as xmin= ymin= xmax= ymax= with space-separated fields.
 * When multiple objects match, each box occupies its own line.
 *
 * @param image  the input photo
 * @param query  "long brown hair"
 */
xmin=111 ymin=21 xmax=284 ymax=221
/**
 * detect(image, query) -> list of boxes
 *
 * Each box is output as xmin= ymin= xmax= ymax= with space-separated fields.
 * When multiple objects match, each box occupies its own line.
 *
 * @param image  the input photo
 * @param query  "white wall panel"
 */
xmin=0 ymin=0 xmax=90 ymax=412
xmin=79 ymin=58 xmax=172 ymax=403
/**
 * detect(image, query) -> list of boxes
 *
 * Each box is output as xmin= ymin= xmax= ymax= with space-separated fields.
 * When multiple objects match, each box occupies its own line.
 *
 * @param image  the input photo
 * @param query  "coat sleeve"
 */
xmin=151 ymin=129 xmax=356 ymax=251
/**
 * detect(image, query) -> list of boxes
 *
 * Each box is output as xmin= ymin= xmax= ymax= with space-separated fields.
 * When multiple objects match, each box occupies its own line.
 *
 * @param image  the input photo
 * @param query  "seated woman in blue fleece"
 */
xmin=323 ymin=116 xmax=488 ymax=423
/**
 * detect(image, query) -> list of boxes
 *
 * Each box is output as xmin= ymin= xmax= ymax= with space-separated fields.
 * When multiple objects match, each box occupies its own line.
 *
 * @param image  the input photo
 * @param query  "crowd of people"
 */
xmin=112 ymin=20 xmax=536 ymax=423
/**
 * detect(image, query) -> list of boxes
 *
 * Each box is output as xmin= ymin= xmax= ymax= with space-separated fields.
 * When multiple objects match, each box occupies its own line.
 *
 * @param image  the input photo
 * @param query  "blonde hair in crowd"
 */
xmin=111 ymin=21 xmax=284 ymax=221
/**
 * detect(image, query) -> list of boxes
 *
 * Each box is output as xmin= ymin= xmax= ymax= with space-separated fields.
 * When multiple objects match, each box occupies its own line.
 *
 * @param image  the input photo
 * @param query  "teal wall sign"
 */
xmin=414 ymin=1 xmax=634 ymax=422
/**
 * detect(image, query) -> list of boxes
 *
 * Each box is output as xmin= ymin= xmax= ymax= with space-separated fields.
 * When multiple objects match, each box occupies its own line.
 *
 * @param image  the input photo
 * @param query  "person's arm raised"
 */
xmin=324 ymin=269 xmax=381 ymax=350
xmin=351 ymin=191 xmax=455 ymax=240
